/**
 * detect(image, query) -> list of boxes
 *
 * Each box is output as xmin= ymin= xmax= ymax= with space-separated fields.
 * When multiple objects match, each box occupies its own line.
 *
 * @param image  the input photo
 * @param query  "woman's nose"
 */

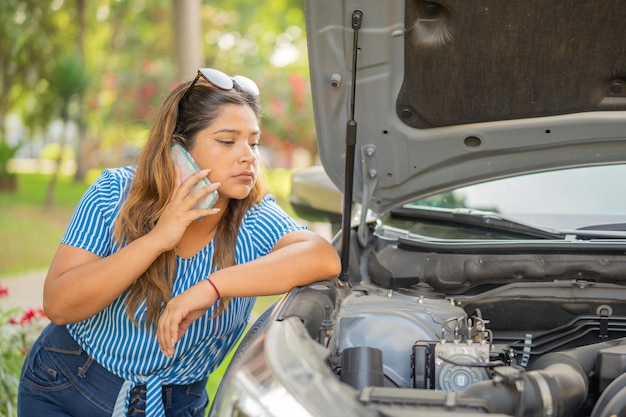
xmin=238 ymin=143 xmax=257 ymax=164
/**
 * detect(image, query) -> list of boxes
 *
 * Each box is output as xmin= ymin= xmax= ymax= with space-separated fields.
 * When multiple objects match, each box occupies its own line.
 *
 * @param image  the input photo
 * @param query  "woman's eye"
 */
xmin=216 ymin=140 xmax=234 ymax=145
xmin=250 ymin=142 xmax=260 ymax=149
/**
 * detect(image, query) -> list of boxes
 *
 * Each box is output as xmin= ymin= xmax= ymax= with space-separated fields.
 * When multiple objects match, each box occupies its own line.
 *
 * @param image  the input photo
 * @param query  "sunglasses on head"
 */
xmin=180 ymin=68 xmax=260 ymax=103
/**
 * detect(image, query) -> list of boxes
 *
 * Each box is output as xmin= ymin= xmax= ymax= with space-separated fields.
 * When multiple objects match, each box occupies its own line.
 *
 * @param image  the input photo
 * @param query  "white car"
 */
xmin=210 ymin=1 xmax=626 ymax=416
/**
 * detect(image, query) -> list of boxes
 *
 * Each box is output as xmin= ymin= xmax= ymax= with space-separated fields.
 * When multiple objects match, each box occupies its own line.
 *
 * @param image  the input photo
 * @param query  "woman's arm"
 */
xmin=213 ymin=230 xmax=341 ymax=296
xmin=43 ymin=170 xmax=221 ymax=325
xmin=156 ymin=229 xmax=341 ymax=357
xmin=43 ymin=237 xmax=166 ymax=325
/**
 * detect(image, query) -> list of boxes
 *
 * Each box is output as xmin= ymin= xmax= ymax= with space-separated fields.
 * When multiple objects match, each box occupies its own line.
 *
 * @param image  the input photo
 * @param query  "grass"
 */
xmin=0 ymin=171 xmax=290 ymax=407
xmin=0 ymin=174 xmax=90 ymax=276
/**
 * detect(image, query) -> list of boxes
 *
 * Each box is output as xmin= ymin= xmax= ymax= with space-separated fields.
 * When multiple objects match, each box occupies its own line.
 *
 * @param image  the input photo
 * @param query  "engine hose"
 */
xmin=462 ymin=338 xmax=626 ymax=417
xmin=590 ymin=373 xmax=626 ymax=417
xmin=531 ymin=337 xmax=626 ymax=375
xmin=463 ymin=361 xmax=587 ymax=417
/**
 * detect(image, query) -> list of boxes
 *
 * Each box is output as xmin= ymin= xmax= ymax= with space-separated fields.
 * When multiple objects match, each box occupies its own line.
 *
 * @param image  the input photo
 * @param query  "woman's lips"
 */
xmin=233 ymin=171 xmax=254 ymax=181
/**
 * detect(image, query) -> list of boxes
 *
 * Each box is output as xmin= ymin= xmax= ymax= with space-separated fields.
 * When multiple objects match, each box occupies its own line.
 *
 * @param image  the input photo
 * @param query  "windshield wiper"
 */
xmin=569 ymin=223 xmax=626 ymax=238
xmin=580 ymin=222 xmax=626 ymax=231
xmin=390 ymin=206 xmax=565 ymax=239
xmin=560 ymin=226 xmax=626 ymax=239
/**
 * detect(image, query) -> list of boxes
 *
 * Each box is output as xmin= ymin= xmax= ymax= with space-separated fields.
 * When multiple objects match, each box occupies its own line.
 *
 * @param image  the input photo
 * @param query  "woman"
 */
xmin=18 ymin=68 xmax=341 ymax=417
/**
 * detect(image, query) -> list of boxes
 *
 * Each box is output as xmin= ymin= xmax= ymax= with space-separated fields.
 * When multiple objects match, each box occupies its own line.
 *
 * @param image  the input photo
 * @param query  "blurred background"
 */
xmin=0 ymin=0 xmax=327 ymax=278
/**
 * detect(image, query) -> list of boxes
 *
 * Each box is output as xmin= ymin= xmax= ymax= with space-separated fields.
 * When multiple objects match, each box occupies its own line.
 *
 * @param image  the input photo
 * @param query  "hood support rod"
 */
xmin=339 ymin=9 xmax=363 ymax=283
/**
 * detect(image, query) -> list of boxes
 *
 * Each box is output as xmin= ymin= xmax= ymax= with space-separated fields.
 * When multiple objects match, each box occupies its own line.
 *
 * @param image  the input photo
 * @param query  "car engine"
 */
xmin=284 ymin=278 xmax=626 ymax=417
xmin=266 ymin=222 xmax=626 ymax=417
xmin=329 ymin=289 xmax=493 ymax=391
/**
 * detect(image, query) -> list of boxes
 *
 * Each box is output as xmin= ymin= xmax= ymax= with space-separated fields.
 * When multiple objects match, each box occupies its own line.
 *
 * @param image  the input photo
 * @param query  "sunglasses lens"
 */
xmin=232 ymin=75 xmax=260 ymax=96
xmin=199 ymin=68 xmax=234 ymax=90
xmin=191 ymin=68 xmax=259 ymax=97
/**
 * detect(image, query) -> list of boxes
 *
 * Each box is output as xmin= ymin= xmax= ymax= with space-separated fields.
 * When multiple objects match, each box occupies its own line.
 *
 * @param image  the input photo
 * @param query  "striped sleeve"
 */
xmin=245 ymin=194 xmax=307 ymax=256
xmin=61 ymin=167 xmax=135 ymax=258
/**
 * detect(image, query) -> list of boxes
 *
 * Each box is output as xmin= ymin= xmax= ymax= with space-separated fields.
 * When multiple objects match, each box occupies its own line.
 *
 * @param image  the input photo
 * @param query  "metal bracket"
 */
xmin=358 ymin=145 xmax=378 ymax=246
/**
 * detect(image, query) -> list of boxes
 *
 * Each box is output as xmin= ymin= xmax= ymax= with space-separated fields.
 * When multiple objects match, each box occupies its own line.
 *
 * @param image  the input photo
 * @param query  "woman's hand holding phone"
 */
xmin=149 ymin=169 xmax=221 ymax=253
xmin=170 ymin=143 xmax=219 ymax=209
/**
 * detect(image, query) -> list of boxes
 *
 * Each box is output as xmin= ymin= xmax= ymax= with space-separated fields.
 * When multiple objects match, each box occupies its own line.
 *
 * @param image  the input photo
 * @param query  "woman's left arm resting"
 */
xmin=216 ymin=229 xmax=341 ymax=298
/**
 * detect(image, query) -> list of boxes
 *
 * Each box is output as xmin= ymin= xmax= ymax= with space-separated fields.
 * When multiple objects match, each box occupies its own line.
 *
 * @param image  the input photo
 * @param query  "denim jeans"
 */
xmin=18 ymin=323 xmax=208 ymax=417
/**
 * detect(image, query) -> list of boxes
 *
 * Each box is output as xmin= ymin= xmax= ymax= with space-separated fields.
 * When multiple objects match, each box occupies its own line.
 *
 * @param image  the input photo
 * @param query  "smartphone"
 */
xmin=170 ymin=143 xmax=219 ymax=209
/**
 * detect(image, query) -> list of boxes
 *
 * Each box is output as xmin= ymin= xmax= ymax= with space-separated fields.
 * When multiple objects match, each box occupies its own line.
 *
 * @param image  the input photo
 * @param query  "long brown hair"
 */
xmin=113 ymin=77 xmax=266 ymax=326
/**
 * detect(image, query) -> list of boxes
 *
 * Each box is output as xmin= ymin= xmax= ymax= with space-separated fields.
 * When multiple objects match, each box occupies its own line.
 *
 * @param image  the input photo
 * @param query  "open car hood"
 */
xmin=304 ymin=0 xmax=626 ymax=214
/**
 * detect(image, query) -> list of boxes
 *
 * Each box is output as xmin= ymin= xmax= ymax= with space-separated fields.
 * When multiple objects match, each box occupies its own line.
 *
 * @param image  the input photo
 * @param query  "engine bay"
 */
xmin=269 ymin=224 xmax=626 ymax=417
xmin=277 ymin=271 xmax=626 ymax=417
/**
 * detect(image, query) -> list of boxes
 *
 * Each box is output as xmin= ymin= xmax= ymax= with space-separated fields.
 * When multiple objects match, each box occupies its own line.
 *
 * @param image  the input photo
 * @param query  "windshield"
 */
xmin=384 ymin=164 xmax=626 ymax=239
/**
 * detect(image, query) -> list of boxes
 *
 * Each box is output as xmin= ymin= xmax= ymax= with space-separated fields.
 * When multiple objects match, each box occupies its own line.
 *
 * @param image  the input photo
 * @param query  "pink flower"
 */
xmin=18 ymin=308 xmax=46 ymax=325
xmin=0 ymin=284 xmax=8 ymax=297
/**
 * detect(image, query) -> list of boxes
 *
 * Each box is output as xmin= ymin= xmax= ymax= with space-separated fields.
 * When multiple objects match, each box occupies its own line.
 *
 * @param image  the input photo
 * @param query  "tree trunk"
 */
xmin=173 ymin=0 xmax=203 ymax=82
xmin=0 ymin=175 xmax=17 ymax=191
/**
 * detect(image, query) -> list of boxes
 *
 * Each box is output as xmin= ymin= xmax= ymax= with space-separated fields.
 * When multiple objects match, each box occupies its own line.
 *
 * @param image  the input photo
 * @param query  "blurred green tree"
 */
xmin=197 ymin=0 xmax=316 ymax=160
xmin=0 ymin=1 xmax=62 ymax=139
xmin=43 ymin=53 xmax=90 ymax=208
xmin=3 ymin=0 xmax=316 ymax=186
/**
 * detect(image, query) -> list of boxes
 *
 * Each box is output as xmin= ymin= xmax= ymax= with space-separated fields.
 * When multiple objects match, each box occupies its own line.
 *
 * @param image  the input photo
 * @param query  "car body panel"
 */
xmin=305 ymin=0 xmax=626 ymax=213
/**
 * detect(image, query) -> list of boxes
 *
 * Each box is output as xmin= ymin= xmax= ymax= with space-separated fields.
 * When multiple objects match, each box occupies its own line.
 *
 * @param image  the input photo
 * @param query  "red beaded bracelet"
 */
xmin=206 ymin=278 xmax=221 ymax=299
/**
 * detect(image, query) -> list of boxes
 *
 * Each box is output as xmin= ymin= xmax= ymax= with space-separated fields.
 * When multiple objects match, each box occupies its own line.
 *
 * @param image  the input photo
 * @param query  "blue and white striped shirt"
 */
xmin=61 ymin=167 xmax=305 ymax=416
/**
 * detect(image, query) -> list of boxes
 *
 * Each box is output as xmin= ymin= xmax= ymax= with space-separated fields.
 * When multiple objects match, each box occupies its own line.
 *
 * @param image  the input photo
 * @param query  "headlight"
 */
xmin=213 ymin=317 xmax=376 ymax=417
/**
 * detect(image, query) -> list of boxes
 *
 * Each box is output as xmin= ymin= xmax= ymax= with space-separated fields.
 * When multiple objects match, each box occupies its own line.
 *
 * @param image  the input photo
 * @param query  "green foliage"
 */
xmin=0 ymin=1 xmax=62 ymax=121
xmin=4 ymin=0 xmax=318 ymax=173
xmin=48 ymin=53 xmax=91 ymax=121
